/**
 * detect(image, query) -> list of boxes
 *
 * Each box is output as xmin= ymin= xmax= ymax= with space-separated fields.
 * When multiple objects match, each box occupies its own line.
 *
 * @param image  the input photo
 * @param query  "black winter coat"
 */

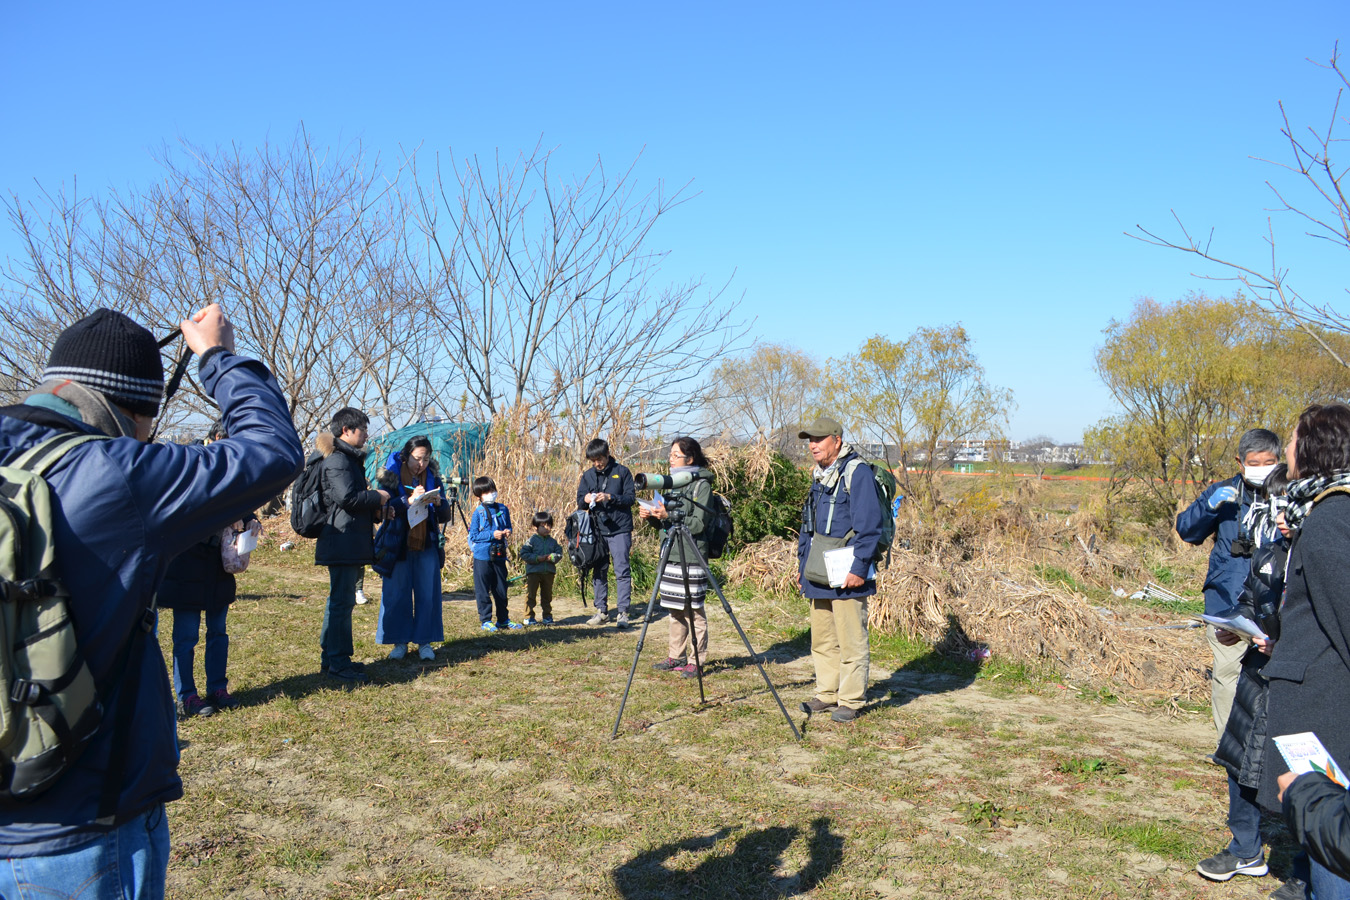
xmin=314 ymin=432 xmax=386 ymax=566
xmin=157 ymin=515 xmax=258 ymax=613
xmin=1214 ymin=539 xmax=1288 ymax=788
xmin=1284 ymin=771 xmax=1350 ymax=880
xmin=1261 ymin=492 xmax=1350 ymax=810
xmin=576 ymin=459 xmax=636 ymax=536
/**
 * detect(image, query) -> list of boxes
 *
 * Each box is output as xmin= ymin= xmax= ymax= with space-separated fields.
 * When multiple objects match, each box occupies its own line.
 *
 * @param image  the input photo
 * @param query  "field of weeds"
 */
xmin=157 ymin=460 xmax=1296 ymax=899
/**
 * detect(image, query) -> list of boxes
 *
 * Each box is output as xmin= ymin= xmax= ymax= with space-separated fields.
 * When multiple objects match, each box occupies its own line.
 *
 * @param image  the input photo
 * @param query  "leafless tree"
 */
xmin=407 ymin=143 xmax=745 ymax=448
xmin=2 ymin=128 xmax=414 ymax=442
xmin=1132 ymin=44 xmax=1350 ymax=366
xmin=702 ymin=342 xmax=822 ymax=451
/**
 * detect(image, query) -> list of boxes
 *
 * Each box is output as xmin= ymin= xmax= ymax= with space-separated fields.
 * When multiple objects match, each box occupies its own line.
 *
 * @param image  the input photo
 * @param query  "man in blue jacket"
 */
xmin=1176 ymin=428 xmax=1281 ymax=738
xmin=797 ymin=416 xmax=883 ymax=723
xmin=0 ymin=305 xmax=303 ymax=898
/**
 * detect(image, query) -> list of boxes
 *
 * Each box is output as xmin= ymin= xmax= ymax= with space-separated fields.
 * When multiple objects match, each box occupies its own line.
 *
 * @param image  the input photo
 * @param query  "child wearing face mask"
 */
xmin=469 ymin=476 xmax=518 ymax=632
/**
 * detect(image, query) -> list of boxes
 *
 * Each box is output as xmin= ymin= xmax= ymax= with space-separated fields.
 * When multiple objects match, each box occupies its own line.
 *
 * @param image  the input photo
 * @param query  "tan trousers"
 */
xmin=811 ymin=597 xmax=870 ymax=710
xmin=1207 ymin=624 xmax=1247 ymax=738
xmin=669 ymin=607 xmax=708 ymax=663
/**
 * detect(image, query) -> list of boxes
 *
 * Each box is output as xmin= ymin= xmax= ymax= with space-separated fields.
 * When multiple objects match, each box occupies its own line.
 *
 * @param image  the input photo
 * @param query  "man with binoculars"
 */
xmin=797 ymin=415 xmax=884 ymax=723
xmin=577 ymin=438 xmax=637 ymax=627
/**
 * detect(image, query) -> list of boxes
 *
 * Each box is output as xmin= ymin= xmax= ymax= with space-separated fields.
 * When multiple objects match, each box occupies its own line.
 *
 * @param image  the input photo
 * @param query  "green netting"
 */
xmin=363 ymin=421 xmax=489 ymax=488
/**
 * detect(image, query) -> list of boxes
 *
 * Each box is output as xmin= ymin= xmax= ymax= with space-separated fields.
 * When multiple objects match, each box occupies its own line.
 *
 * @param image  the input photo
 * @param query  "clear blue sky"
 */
xmin=2 ymin=2 xmax=1346 ymax=441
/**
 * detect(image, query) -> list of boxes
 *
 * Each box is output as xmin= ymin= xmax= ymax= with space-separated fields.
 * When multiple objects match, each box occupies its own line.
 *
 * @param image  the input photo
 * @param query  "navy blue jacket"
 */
xmin=576 ymin=459 xmax=636 ymax=536
xmin=797 ymin=451 xmax=884 ymax=600
xmin=0 ymin=349 xmax=302 ymax=853
xmin=1175 ymin=474 xmax=1254 ymax=615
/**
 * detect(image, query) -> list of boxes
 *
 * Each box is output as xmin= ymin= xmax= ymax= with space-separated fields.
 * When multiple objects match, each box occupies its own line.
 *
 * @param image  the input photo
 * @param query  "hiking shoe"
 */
xmin=179 ymin=694 xmax=216 ymax=718
xmin=652 ymin=657 xmax=687 ymax=671
xmin=418 ymin=644 xmax=436 ymax=660
xmin=389 ymin=643 xmax=408 ymax=660
xmin=587 ymin=612 xmax=608 ymax=625
xmin=506 ymin=620 xmax=524 ymax=630
xmin=1269 ymin=877 xmax=1309 ymax=900
xmin=542 ymin=617 xmax=554 ymax=625
xmin=326 ymin=665 xmax=370 ymax=684
xmin=1196 ymin=850 xmax=1268 ymax=881
xmin=481 ymin=621 xmax=498 ymax=633
xmin=616 ymin=612 xmax=630 ymax=628
xmin=800 ymin=697 xmax=837 ymax=715
xmin=677 ymin=663 xmax=701 ymax=679
xmin=522 ymin=617 xmax=537 ymax=626
xmin=209 ymin=689 xmax=239 ymax=711
xmin=355 ymin=590 xmax=369 ymax=605
xmin=830 ymin=706 xmax=858 ymax=723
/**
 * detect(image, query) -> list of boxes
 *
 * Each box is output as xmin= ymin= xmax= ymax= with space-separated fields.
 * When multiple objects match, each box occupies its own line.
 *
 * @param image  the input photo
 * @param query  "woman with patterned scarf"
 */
xmin=375 ymin=436 xmax=452 ymax=661
xmin=1260 ymin=403 xmax=1350 ymax=899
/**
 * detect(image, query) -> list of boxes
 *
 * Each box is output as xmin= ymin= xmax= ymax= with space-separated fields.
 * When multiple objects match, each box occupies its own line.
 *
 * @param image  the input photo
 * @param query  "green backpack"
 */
xmin=0 ymin=432 xmax=110 ymax=801
xmin=833 ymin=457 xmax=899 ymax=567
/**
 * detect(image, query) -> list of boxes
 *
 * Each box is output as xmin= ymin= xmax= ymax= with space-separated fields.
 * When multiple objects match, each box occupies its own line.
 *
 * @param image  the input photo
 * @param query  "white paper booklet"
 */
xmin=234 ymin=527 xmax=259 ymax=555
xmin=822 ymin=546 xmax=875 ymax=588
xmin=1273 ymin=732 xmax=1350 ymax=788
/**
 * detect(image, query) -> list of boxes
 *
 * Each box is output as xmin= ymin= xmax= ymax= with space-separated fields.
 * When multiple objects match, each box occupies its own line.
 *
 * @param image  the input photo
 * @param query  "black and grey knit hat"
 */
xmin=42 ymin=308 xmax=164 ymax=416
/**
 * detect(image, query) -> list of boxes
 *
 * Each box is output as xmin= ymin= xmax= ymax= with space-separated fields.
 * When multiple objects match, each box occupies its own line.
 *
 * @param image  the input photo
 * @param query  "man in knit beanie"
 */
xmin=0 ymin=304 xmax=303 ymax=898
xmin=27 ymin=307 xmax=165 ymax=441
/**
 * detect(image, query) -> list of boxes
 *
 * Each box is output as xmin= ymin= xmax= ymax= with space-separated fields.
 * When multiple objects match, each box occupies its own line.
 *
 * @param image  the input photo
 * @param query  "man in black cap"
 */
xmin=797 ymin=415 xmax=883 ymax=723
xmin=0 ymin=305 xmax=302 ymax=897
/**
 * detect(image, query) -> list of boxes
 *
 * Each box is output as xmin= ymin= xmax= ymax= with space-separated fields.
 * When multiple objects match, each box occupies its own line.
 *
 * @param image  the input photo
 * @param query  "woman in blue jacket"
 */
xmin=375 ymin=437 xmax=451 ymax=660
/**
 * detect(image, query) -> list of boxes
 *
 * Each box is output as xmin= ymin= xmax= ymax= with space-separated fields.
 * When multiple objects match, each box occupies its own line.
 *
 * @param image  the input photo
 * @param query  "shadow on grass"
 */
xmin=246 ymin=602 xmax=664 ymax=703
xmin=868 ymin=613 xmax=982 ymax=711
xmin=613 ymin=817 xmax=843 ymax=899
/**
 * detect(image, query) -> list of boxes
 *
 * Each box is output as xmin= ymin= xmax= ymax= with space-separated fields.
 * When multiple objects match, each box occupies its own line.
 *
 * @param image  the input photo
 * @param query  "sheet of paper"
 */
xmin=1273 ymin=732 xmax=1350 ymax=788
xmin=411 ymin=487 xmax=441 ymax=506
xmin=234 ymin=528 xmax=258 ymax=555
xmin=1195 ymin=612 xmax=1269 ymax=642
xmin=407 ymin=502 xmax=429 ymax=527
xmin=637 ymin=491 xmax=665 ymax=513
xmin=823 ymin=547 xmax=856 ymax=588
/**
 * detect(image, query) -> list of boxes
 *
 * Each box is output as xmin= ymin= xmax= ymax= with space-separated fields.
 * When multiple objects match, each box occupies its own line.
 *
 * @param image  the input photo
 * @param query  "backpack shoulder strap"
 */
xmin=11 ymin=433 xmax=108 ymax=476
xmin=1313 ymin=485 xmax=1350 ymax=504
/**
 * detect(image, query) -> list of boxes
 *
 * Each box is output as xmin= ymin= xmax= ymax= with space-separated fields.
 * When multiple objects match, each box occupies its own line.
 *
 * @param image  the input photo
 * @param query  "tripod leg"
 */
xmin=611 ymin=535 xmax=675 ymax=739
xmin=695 ymin=538 xmax=801 ymax=742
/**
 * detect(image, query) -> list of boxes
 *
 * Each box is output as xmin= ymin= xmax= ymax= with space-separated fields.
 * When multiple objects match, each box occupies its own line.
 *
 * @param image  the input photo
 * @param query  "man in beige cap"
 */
xmin=796 ymin=415 xmax=883 ymax=722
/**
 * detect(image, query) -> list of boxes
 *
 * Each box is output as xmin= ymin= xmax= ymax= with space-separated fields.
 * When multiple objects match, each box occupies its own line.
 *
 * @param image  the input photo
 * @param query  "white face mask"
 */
xmin=482 ymin=492 xmax=498 ymax=504
xmin=1244 ymin=464 xmax=1277 ymax=486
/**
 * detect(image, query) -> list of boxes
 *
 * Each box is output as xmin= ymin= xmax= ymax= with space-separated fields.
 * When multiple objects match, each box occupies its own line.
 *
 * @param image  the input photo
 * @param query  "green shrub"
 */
xmin=721 ymin=452 xmax=811 ymax=553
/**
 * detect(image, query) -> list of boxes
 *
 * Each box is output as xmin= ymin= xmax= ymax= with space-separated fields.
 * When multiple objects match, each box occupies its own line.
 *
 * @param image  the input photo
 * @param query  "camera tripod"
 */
xmin=611 ymin=508 xmax=801 ymax=742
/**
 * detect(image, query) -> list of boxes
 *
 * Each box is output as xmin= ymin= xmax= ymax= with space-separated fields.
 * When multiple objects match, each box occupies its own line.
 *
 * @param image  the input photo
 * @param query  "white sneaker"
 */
xmin=587 ymin=612 xmax=608 ymax=625
xmin=418 ymin=644 xmax=435 ymax=661
xmin=355 ymin=590 xmax=369 ymax=605
xmin=389 ymin=643 xmax=407 ymax=660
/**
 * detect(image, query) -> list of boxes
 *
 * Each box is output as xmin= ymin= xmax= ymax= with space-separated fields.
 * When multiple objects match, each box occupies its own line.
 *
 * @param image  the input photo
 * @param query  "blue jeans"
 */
xmin=592 ymin=531 xmax=632 ymax=614
xmin=321 ymin=565 xmax=361 ymax=670
xmin=473 ymin=557 xmax=509 ymax=625
xmin=0 ymin=804 xmax=169 ymax=899
xmin=377 ymin=547 xmax=444 ymax=645
xmin=1226 ymin=775 xmax=1262 ymax=860
xmin=171 ymin=607 xmax=229 ymax=700
xmin=1314 ymin=859 xmax=1350 ymax=900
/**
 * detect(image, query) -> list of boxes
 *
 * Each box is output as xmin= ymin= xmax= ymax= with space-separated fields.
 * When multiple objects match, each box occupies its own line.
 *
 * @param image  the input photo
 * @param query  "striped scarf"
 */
xmin=1284 ymin=470 xmax=1350 ymax=533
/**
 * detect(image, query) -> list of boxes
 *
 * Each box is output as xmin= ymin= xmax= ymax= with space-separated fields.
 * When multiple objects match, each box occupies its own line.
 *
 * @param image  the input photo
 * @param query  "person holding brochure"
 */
xmin=375 ymin=436 xmax=451 ymax=660
xmin=1259 ymin=404 xmax=1350 ymax=900
xmin=796 ymin=416 xmax=883 ymax=723
xmin=1176 ymin=428 xmax=1282 ymax=739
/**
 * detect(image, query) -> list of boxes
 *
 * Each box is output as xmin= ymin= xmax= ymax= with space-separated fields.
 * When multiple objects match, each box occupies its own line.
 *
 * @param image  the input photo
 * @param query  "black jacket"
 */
xmin=314 ymin=433 xmax=385 ymax=566
xmin=1261 ymin=493 xmax=1350 ymax=810
xmin=157 ymin=514 xmax=258 ymax=613
xmin=1214 ymin=539 xmax=1288 ymax=788
xmin=576 ymin=459 xmax=635 ymax=536
xmin=1284 ymin=772 xmax=1350 ymax=880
